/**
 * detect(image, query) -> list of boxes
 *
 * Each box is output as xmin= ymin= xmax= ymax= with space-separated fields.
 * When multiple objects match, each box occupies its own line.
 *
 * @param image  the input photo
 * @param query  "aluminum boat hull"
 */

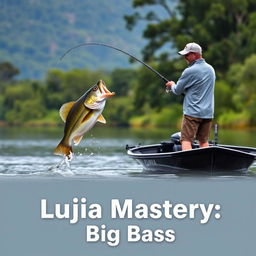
xmin=127 ymin=143 xmax=256 ymax=173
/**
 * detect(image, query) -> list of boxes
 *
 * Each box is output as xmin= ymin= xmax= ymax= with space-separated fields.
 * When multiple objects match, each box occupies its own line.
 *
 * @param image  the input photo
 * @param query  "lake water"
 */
xmin=1 ymin=125 xmax=256 ymax=256
xmin=0 ymin=126 xmax=256 ymax=178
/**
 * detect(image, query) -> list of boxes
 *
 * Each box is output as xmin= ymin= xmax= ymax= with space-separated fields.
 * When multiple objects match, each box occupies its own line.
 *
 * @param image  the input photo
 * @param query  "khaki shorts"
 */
xmin=181 ymin=115 xmax=212 ymax=143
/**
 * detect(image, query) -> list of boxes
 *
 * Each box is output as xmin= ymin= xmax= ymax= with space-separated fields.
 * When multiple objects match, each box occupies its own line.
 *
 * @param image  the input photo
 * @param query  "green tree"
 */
xmin=214 ymin=80 xmax=233 ymax=117
xmin=217 ymin=54 xmax=256 ymax=127
xmin=3 ymin=81 xmax=47 ymax=124
xmin=5 ymin=99 xmax=47 ymax=124
xmin=131 ymin=59 xmax=181 ymax=114
xmin=0 ymin=95 xmax=4 ymax=120
xmin=44 ymin=69 xmax=65 ymax=109
xmin=233 ymin=54 xmax=256 ymax=124
xmin=110 ymin=68 xmax=137 ymax=96
xmin=44 ymin=68 xmax=111 ymax=110
xmin=125 ymin=0 xmax=256 ymax=72
xmin=103 ymin=97 xmax=134 ymax=126
xmin=0 ymin=62 xmax=19 ymax=82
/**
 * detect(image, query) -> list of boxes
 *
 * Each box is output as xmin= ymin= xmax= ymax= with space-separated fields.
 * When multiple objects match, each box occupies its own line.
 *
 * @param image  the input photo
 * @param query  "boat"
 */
xmin=126 ymin=132 xmax=256 ymax=174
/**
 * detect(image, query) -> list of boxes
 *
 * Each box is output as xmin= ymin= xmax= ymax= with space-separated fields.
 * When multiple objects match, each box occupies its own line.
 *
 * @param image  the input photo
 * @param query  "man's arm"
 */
xmin=165 ymin=69 xmax=192 ymax=95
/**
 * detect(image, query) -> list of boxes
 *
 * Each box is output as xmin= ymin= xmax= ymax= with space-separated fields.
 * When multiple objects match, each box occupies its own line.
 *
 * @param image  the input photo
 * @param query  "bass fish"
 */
xmin=54 ymin=80 xmax=115 ymax=157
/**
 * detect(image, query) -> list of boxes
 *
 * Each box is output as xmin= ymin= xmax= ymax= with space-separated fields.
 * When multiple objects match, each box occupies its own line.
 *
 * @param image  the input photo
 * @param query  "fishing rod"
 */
xmin=60 ymin=42 xmax=170 ymax=84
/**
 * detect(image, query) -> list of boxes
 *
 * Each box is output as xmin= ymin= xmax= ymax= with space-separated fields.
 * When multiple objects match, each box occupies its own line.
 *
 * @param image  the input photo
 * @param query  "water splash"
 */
xmin=48 ymin=152 xmax=74 ymax=175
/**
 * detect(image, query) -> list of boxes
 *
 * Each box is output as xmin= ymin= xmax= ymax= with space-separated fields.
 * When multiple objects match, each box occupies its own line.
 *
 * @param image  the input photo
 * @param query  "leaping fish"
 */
xmin=54 ymin=80 xmax=115 ymax=157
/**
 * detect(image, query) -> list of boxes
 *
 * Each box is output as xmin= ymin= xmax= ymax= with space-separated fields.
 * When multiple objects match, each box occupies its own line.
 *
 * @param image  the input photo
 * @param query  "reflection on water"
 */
xmin=0 ymin=126 xmax=256 ymax=179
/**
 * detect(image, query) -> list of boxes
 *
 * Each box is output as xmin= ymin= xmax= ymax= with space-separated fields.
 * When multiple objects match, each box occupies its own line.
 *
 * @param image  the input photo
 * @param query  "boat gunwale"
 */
xmin=127 ymin=143 xmax=256 ymax=159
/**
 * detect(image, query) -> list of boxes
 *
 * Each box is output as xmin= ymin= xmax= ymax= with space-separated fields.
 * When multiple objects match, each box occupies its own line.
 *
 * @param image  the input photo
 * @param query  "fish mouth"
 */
xmin=98 ymin=80 xmax=115 ymax=99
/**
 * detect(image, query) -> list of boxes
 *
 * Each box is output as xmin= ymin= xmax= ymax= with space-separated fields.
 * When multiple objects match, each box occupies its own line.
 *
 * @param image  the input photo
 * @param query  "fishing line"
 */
xmin=60 ymin=42 xmax=170 ymax=84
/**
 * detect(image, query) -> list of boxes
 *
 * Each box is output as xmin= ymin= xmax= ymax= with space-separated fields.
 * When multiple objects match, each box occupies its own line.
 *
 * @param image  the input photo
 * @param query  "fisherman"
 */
xmin=165 ymin=42 xmax=216 ymax=151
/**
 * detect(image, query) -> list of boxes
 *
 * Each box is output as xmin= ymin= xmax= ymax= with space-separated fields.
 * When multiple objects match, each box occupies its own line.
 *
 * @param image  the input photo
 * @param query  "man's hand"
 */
xmin=165 ymin=81 xmax=175 ymax=93
xmin=165 ymin=81 xmax=175 ymax=88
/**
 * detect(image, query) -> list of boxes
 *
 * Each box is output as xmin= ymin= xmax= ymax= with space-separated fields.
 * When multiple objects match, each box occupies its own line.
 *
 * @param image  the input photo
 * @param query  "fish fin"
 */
xmin=54 ymin=139 xmax=73 ymax=156
xmin=97 ymin=114 xmax=106 ymax=124
xmin=73 ymin=135 xmax=83 ymax=146
xmin=59 ymin=101 xmax=76 ymax=122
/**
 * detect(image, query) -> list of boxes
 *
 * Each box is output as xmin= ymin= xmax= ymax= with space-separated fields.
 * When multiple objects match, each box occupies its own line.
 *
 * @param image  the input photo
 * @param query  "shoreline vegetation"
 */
xmin=1 ymin=60 xmax=256 ymax=130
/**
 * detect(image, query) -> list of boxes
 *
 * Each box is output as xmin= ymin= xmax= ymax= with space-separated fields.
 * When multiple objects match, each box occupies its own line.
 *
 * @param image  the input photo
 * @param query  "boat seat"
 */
xmin=160 ymin=141 xmax=182 ymax=152
xmin=160 ymin=141 xmax=174 ymax=153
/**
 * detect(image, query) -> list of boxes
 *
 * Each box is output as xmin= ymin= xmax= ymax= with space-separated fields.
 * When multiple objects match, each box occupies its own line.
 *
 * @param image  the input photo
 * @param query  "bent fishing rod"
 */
xmin=60 ymin=42 xmax=170 ymax=86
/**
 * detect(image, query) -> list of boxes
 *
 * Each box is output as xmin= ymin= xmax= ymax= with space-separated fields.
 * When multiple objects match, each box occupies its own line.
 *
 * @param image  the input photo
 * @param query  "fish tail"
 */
xmin=54 ymin=139 xmax=73 ymax=157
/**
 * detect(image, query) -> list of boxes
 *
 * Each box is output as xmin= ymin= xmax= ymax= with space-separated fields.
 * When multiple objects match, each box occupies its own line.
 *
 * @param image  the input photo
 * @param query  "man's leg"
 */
xmin=182 ymin=141 xmax=192 ymax=150
xmin=199 ymin=141 xmax=209 ymax=148
xmin=181 ymin=115 xmax=198 ymax=151
xmin=197 ymin=119 xmax=212 ymax=148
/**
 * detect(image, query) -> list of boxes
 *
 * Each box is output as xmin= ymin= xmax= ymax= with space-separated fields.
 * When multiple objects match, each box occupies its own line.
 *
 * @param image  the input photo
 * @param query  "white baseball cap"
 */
xmin=178 ymin=42 xmax=202 ymax=55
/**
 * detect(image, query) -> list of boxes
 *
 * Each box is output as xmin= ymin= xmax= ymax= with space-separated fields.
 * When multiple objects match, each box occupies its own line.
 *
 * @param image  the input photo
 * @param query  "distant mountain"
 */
xmin=0 ymin=0 xmax=145 ymax=79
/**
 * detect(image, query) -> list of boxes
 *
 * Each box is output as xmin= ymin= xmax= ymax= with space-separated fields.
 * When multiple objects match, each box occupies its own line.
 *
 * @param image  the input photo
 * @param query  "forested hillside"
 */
xmin=1 ymin=0 xmax=256 ymax=129
xmin=0 ymin=0 xmax=145 ymax=79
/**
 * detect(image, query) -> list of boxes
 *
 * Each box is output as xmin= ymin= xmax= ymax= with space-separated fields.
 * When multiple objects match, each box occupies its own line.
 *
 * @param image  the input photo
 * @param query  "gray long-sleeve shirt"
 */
xmin=172 ymin=59 xmax=215 ymax=118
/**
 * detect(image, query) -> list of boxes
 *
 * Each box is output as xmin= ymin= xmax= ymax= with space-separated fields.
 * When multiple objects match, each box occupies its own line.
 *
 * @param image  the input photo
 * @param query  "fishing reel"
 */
xmin=165 ymin=86 xmax=171 ymax=93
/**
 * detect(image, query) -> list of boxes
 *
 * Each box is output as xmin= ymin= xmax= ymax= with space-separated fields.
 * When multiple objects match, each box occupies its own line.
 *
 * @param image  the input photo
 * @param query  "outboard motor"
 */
xmin=170 ymin=132 xmax=182 ymax=152
xmin=160 ymin=132 xmax=181 ymax=152
xmin=170 ymin=132 xmax=181 ymax=144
